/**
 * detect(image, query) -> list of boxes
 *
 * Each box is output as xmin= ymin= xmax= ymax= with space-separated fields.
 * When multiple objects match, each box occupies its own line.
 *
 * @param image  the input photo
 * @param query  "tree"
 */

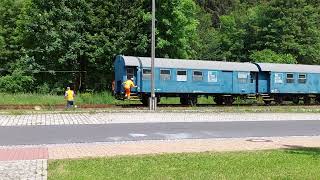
xmin=198 ymin=0 xmax=320 ymax=64
xmin=249 ymin=49 xmax=297 ymax=63
xmin=193 ymin=8 xmax=224 ymax=60
xmin=0 ymin=0 xmax=27 ymax=70
xmin=156 ymin=0 xmax=200 ymax=59
xmin=244 ymin=0 xmax=320 ymax=64
xmin=16 ymin=0 xmax=150 ymax=90
xmin=195 ymin=0 xmax=236 ymax=27
xmin=15 ymin=0 xmax=202 ymax=91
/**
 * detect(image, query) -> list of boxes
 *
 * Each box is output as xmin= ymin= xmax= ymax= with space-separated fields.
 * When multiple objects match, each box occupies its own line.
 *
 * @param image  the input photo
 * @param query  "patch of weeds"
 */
xmin=88 ymin=110 xmax=97 ymax=114
xmin=7 ymin=110 xmax=25 ymax=115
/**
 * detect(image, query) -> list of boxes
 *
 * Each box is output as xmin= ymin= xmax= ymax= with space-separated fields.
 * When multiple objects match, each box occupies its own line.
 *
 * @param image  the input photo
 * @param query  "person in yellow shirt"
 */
xmin=123 ymin=78 xmax=137 ymax=99
xmin=64 ymin=87 xmax=75 ymax=108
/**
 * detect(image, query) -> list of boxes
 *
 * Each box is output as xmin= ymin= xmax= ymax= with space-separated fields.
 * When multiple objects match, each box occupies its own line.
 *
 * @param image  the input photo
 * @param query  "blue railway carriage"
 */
xmin=114 ymin=55 xmax=259 ymax=106
xmin=256 ymin=63 xmax=320 ymax=105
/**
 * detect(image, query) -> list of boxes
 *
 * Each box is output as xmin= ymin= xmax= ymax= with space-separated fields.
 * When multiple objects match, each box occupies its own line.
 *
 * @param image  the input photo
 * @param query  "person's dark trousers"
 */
xmin=66 ymin=101 xmax=74 ymax=108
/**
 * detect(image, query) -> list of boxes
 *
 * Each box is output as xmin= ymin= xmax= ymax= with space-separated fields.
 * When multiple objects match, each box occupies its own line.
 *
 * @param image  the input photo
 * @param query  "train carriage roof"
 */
xmin=257 ymin=63 xmax=320 ymax=73
xmin=121 ymin=56 xmax=259 ymax=72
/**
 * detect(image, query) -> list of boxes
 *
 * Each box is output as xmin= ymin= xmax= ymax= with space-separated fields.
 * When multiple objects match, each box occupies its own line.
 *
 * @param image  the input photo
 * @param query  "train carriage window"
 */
xmin=177 ymin=70 xmax=187 ymax=81
xmin=298 ymin=74 xmax=307 ymax=84
xmin=238 ymin=72 xmax=249 ymax=83
xmin=160 ymin=69 xmax=171 ymax=80
xmin=250 ymin=72 xmax=256 ymax=83
xmin=286 ymin=73 xmax=294 ymax=83
xmin=193 ymin=71 xmax=203 ymax=81
xmin=142 ymin=69 xmax=151 ymax=80
xmin=126 ymin=67 xmax=134 ymax=79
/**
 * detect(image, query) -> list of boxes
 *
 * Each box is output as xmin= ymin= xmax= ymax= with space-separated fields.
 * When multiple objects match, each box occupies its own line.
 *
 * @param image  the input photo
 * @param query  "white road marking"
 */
xmin=108 ymin=136 xmax=124 ymax=141
xmin=155 ymin=132 xmax=192 ymax=140
xmin=129 ymin=133 xmax=148 ymax=137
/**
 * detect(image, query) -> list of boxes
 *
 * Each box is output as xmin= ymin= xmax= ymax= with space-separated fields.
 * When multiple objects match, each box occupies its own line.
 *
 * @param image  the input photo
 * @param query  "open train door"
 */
xmin=126 ymin=66 xmax=138 ymax=93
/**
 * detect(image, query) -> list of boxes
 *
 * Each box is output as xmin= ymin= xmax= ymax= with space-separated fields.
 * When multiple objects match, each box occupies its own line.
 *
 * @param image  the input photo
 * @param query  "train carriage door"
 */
xmin=250 ymin=72 xmax=258 ymax=93
xmin=126 ymin=66 xmax=138 ymax=92
xmin=258 ymin=72 xmax=270 ymax=93
xmin=222 ymin=71 xmax=233 ymax=93
xmin=237 ymin=72 xmax=250 ymax=94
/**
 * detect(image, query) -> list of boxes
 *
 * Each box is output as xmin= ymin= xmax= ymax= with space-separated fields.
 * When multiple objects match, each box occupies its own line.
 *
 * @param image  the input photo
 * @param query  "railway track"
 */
xmin=1 ymin=103 xmax=320 ymax=110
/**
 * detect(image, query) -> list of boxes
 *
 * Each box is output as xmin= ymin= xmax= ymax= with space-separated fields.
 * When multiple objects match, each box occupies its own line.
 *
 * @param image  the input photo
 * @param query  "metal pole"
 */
xmin=150 ymin=0 xmax=157 ymax=111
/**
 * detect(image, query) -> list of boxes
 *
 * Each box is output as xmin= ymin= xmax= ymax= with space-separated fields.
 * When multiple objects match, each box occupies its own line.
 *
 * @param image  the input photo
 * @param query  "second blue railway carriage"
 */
xmin=256 ymin=63 xmax=320 ymax=104
xmin=114 ymin=55 xmax=320 ymax=106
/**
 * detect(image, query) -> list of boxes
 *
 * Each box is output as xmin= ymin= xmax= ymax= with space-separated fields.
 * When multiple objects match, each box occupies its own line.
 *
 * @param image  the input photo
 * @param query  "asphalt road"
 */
xmin=1 ymin=120 xmax=320 ymax=146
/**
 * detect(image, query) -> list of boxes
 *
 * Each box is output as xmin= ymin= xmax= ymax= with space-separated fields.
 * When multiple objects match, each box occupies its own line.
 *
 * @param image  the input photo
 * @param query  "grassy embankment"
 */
xmin=3 ymin=93 xmax=320 ymax=113
xmin=49 ymin=148 xmax=320 ymax=180
xmin=0 ymin=92 xmax=216 ymax=105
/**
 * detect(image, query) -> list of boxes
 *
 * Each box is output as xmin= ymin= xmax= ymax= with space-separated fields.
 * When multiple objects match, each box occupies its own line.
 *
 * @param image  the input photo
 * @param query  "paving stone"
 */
xmin=1 ymin=112 xmax=320 ymax=126
xmin=0 ymin=148 xmax=48 ymax=161
xmin=0 ymin=160 xmax=47 ymax=180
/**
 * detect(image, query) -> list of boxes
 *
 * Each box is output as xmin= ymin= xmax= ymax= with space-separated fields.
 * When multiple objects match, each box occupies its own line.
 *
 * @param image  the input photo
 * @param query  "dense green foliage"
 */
xmin=1 ymin=0 xmax=320 ymax=92
xmin=49 ymin=149 xmax=320 ymax=179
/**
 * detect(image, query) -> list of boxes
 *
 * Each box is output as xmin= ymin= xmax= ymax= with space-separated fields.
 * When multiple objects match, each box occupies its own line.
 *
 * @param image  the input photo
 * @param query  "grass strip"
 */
xmin=49 ymin=148 xmax=320 ymax=180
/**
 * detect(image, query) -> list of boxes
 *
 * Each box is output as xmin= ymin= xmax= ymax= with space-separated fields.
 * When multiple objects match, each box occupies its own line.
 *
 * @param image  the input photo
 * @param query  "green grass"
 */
xmin=3 ymin=93 xmax=320 ymax=113
xmin=77 ymin=92 xmax=118 ymax=105
xmin=0 ymin=92 xmax=121 ymax=105
xmin=49 ymin=148 xmax=320 ymax=180
xmin=0 ymin=93 xmax=270 ymax=105
xmin=0 ymin=93 xmax=223 ymax=105
xmin=0 ymin=93 xmax=63 ymax=105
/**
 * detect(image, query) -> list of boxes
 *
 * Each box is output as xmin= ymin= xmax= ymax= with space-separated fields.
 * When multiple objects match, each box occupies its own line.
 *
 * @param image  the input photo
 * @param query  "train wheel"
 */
xmin=187 ymin=97 xmax=198 ymax=106
xmin=140 ymin=95 xmax=149 ymax=106
xmin=274 ymin=97 xmax=283 ymax=105
xmin=315 ymin=97 xmax=320 ymax=104
xmin=292 ymin=97 xmax=300 ymax=105
xmin=180 ymin=97 xmax=188 ymax=105
xmin=263 ymin=100 xmax=271 ymax=105
xmin=224 ymin=96 xmax=234 ymax=106
xmin=303 ymin=96 xmax=311 ymax=105
xmin=214 ymin=96 xmax=223 ymax=105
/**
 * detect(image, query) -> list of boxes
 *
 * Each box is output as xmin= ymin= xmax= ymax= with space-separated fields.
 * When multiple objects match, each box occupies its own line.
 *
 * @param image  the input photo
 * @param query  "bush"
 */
xmin=0 ymin=71 xmax=34 ymax=93
xmin=36 ymin=83 xmax=50 ymax=94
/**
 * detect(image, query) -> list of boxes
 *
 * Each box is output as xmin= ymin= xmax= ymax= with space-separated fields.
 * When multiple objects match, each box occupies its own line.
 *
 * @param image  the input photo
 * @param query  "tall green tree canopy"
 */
xmin=0 ymin=0 xmax=27 ymax=70
xmin=1 ymin=0 xmax=320 ymax=92
xmin=198 ymin=0 xmax=320 ymax=64
xmin=156 ymin=0 xmax=199 ymax=59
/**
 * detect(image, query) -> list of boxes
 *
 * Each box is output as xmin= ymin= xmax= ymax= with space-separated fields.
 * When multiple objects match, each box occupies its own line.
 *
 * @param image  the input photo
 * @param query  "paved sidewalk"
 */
xmin=1 ymin=112 xmax=320 ymax=126
xmin=1 ymin=136 xmax=319 ymax=160
xmin=47 ymin=136 xmax=320 ymax=159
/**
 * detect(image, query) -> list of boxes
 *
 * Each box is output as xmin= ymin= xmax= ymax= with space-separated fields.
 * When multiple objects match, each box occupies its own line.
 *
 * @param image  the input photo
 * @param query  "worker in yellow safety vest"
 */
xmin=64 ymin=87 xmax=75 ymax=108
xmin=123 ymin=78 xmax=137 ymax=99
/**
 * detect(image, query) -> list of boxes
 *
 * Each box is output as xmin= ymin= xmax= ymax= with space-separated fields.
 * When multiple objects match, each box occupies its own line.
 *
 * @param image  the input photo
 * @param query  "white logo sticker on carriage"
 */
xmin=275 ymin=73 xmax=283 ymax=83
xmin=208 ymin=71 xmax=218 ymax=82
